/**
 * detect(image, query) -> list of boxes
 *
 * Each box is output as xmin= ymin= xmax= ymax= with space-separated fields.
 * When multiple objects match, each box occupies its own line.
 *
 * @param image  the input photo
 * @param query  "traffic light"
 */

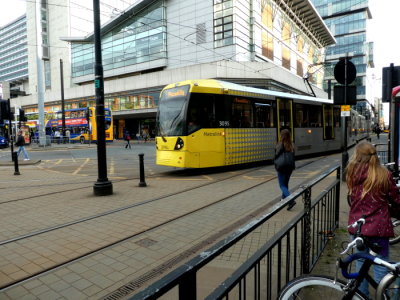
xmin=0 ymin=99 xmax=11 ymax=122
xmin=85 ymin=108 xmax=90 ymax=122
xmin=382 ymin=65 xmax=400 ymax=102
xmin=19 ymin=108 xmax=27 ymax=122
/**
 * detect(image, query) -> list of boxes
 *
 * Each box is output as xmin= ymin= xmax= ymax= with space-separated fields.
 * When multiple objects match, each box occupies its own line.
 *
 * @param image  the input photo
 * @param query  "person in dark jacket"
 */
xmin=124 ymin=130 xmax=131 ymax=149
xmin=15 ymin=130 xmax=30 ymax=160
xmin=346 ymin=141 xmax=400 ymax=297
xmin=274 ymin=129 xmax=296 ymax=210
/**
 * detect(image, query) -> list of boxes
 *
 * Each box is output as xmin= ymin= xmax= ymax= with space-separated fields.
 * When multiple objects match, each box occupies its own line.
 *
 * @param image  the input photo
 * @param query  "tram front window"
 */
xmin=157 ymin=86 xmax=189 ymax=136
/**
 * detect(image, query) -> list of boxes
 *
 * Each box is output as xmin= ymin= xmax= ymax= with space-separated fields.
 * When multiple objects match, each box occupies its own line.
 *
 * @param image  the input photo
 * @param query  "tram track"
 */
xmin=0 ymin=156 xmax=330 ymax=292
xmin=0 ymin=164 xmax=273 ymax=244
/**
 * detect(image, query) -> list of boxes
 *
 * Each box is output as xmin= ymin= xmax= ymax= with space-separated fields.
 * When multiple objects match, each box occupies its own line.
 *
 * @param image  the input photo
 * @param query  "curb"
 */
xmin=0 ymin=159 xmax=41 ymax=166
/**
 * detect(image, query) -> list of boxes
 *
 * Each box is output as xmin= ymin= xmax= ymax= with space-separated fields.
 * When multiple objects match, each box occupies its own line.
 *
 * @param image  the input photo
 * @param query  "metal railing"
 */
xmin=374 ymin=143 xmax=389 ymax=164
xmin=128 ymin=165 xmax=341 ymax=300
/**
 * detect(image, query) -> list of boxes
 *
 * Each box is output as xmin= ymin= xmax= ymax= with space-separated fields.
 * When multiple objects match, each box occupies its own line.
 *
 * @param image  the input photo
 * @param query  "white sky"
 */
xmin=0 ymin=0 xmax=399 ymax=99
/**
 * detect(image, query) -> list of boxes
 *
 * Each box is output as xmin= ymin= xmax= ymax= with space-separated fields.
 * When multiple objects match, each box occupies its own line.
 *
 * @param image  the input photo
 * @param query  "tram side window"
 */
xmin=255 ymin=102 xmax=274 ymax=128
xmin=309 ymin=105 xmax=322 ymax=127
xmin=187 ymin=93 xmax=217 ymax=133
xmin=295 ymin=104 xmax=309 ymax=128
xmin=333 ymin=107 xmax=341 ymax=127
xmin=232 ymin=97 xmax=253 ymax=128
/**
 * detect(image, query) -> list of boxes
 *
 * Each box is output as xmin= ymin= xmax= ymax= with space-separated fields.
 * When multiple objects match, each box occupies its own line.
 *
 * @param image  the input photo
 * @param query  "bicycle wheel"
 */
xmin=389 ymin=218 xmax=400 ymax=245
xmin=376 ymin=273 xmax=400 ymax=300
xmin=279 ymin=275 xmax=368 ymax=300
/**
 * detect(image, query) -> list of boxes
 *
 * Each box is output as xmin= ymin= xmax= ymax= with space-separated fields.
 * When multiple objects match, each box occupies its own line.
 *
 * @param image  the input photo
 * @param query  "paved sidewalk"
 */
xmin=0 ymin=133 xmax=396 ymax=300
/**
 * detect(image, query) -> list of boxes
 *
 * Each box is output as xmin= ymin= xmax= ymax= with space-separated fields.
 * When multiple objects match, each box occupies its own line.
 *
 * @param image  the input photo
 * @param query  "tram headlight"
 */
xmin=174 ymin=137 xmax=184 ymax=150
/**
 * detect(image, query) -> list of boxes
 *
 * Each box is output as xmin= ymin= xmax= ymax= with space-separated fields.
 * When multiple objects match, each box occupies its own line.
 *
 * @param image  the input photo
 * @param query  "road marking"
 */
xmin=72 ymin=158 xmax=90 ymax=175
xmin=109 ymin=157 xmax=115 ymax=175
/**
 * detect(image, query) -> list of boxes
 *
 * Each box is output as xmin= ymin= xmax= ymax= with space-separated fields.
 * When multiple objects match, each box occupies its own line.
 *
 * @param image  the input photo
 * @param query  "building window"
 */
xmin=214 ymin=0 xmax=233 ymax=47
xmin=296 ymin=58 xmax=303 ymax=77
xmin=262 ymin=31 xmax=274 ymax=60
xmin=71 ymin=1 xmax=166 ymax=78
xmin=44 ymin=60 xmax=51 ymax=89
xmin=282 ymin=23 xmax=291 ymax=70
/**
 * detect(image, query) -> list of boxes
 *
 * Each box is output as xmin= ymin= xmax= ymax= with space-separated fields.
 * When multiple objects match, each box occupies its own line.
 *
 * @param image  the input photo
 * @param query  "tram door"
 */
xmin=277 ymin=98 xmax=294 ymax=141
xmin=323 ymin=104 xmax=334 ymax=140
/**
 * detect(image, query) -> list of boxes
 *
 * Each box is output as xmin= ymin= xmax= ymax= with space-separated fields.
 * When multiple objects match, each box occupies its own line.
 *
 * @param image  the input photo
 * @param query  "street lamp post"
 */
xmin=92 ymin=0 xmax=113 ymax=196
xmin=60 ymin=59 xmax=66 ymax=139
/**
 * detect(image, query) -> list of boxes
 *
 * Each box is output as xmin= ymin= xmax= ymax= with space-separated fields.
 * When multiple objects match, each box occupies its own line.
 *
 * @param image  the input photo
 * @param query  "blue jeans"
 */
xmin=17 ymin=146 xmax=29 ymax=160
xmin=355 ymin=241 xmax=389 ymax=297
xmin=277 ymin=170 xmax=292 ymax=199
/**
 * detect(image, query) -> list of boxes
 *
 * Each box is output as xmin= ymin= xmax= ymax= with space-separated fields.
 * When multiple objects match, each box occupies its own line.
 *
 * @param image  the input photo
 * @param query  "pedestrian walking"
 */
xmin=375 ymin=124 xmax=382 ymax=139
xmin=54 ymin=129 xmax=61 ymax=144
xmin=346 ymin=141 xmax=400 ymax=298
xmin=15 ymin=130 xmax=30 ymax=161
xmin=124 ymin=131 xmax=132 ymax=149
xmin=29 ymin=129 xmax=34 ymax=144
xmin=274 ymin=129 xmax=296 ymax=210
xmin=65 ymin=129 xmax=71 ymax=143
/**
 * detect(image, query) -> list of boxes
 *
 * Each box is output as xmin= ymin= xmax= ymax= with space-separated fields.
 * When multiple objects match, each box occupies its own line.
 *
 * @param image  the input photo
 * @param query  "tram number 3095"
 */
xmin=219 ymin=121 xmax=230 ymax=127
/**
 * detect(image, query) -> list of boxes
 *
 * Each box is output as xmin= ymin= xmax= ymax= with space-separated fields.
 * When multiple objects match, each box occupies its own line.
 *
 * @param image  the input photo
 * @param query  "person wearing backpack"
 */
xmin=124 ymin=130 xmax=132 ymax=149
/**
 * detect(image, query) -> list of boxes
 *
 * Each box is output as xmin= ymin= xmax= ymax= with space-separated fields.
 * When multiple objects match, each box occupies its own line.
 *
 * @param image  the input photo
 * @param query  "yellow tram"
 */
xmin=155 ymin=79 xmax=366 ymax=168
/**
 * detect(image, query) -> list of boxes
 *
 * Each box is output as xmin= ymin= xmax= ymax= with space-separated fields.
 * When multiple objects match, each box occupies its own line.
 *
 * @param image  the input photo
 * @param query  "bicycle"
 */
xmin=278 ymin=217 xmax=400 ymax=300
xmin=380 ymin=162 xmax=400 ymax=246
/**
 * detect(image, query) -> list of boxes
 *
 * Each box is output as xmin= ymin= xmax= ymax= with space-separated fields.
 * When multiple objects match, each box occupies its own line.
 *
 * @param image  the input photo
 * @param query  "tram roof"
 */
xmin=167 ymin=79 xmax=333 ymax=104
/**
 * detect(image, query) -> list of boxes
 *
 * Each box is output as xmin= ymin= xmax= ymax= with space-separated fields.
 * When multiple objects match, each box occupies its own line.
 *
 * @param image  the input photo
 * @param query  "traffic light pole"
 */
xmin=60 ymin=59 xmax=66 ymax=139
xmin=92 ymin=0 xmax=113 ymax=196
xmin=7 ymin=99 xmax=14 ymax=160
xmin=341 ymin=57 xmax=349 ymax=181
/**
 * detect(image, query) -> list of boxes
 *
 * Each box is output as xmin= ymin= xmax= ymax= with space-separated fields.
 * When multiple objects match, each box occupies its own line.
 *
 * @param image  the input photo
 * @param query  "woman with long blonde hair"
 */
xmin=346 ymin=141 xmax=400 ymax=297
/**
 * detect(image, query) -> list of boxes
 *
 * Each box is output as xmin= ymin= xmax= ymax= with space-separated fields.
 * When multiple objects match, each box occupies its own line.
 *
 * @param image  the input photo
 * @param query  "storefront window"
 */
xmin=110 ymin=98 xmax=120 ymax=111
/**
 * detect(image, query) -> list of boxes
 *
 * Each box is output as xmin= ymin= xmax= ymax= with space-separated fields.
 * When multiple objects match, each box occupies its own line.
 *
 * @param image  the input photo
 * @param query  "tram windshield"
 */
xmin=157 ymin=85 xmax=189 ymax=136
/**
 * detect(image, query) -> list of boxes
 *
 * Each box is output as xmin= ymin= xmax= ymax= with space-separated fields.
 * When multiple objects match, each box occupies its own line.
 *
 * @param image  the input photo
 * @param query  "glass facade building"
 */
xmin=0 ymin=15 xmax=28 ymax=83
xmin=71 ymin=1 xmax=166 ymax=78
xmin=311 ymin=0 xmax=372 ymax=104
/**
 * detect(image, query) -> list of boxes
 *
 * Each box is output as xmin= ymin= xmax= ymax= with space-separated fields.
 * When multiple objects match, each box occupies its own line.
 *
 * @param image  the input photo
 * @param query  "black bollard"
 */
xmin=12 ymin=151 xmax=20 ymax=175
xmin=138 ymin=153 xmax=147 ymax=187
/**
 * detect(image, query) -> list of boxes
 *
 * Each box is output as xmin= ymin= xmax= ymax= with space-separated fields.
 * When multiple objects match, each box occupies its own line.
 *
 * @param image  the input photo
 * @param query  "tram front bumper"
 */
xmin=156 ymin=150 xmax=200 ymax=168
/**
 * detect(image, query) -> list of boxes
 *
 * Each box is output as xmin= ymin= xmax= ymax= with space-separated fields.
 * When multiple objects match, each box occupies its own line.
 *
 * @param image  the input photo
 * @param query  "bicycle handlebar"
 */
xmin=340 ymin=237 xmax=364 ymax=255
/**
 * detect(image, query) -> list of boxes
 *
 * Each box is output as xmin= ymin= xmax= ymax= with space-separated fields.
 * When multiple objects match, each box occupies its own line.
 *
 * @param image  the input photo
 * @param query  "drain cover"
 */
xmin=135 ymin=238 xmax=157 ymax=248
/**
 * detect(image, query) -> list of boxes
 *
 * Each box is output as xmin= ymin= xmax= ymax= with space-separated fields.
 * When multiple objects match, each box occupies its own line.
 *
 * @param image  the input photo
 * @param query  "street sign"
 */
xmin=334 ymin=58 xmax=357 ymax=85
xmin=340 ymin=105 xmax=350 ymax=117
xmin=334 ymin=85 xmax=357 ymax=105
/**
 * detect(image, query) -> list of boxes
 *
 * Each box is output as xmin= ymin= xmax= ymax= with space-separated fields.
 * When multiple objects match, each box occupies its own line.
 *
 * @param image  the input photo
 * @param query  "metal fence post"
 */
xmin=301 ymin=186 xmax=312 ymax=274
xmin=179 ymin=271 xmax=196 ymax=300
xmin=335 ymin=167 xmax=341 ymax=228
xmin=138 ymin=153 xmax=147 ymax=187
xmin=13 ymin=151 xmax=20 ymax=175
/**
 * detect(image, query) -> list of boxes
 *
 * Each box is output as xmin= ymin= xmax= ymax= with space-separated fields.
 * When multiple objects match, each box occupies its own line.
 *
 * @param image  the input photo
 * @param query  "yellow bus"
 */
xmin=155 ymin=79 xmax=366 ymax=168
xmin=46 ymin=107 xmax=113 ymax=143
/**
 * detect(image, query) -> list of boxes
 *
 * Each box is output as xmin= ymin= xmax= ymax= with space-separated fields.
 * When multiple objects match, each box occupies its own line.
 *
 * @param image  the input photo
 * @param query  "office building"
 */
xmin=13 ymin=0 xmax=335 ymax=138
xmin=0 ymin=15 xmax=28 ymax=98
xmin=311 ymin=0 xmax=374 ymax=114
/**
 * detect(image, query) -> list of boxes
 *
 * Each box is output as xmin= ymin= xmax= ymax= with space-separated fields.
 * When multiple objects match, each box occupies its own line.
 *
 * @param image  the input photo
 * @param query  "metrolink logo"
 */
xmin=203 ymin=132 xmax=223 ymax=136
